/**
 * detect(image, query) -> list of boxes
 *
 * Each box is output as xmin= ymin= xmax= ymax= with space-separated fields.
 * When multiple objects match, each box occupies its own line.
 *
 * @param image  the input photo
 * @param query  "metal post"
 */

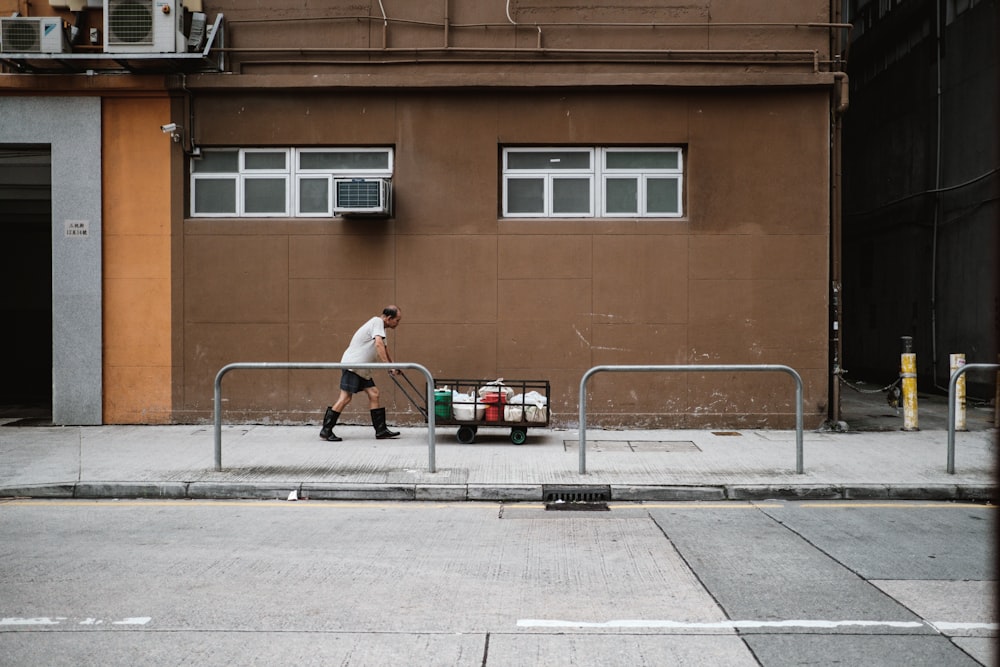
xmin=900 ymin=336 xmax=918 ymax=431
xmin=994 ymin=354 xmax=999 ymax=426
xmin=579 ymin=364 xmax=804 ymax=475
xmin=950 ymin=353 xmax=966 ymax=432
xmin=947 ymin=362 xmax=1000 ymax=473
xmin=214 ymin=362 xmax=436 ymax=472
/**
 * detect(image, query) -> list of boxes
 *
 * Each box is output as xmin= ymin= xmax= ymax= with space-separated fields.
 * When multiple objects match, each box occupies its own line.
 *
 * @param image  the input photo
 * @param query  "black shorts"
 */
xmin=340 ymin=370 xmax=376 ymax=394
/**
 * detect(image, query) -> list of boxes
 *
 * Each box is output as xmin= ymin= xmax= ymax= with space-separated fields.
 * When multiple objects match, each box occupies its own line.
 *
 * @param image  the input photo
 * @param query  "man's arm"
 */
xmin=374 ymin=336 xmax=399 ymax=374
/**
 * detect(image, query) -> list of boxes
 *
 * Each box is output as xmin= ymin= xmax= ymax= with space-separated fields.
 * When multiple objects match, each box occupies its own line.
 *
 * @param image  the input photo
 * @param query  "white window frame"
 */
xmin=241 ymin=148 xmax=290 ymax=217
xmin=502 ymin=146 xmax=684 ymax=219
xmin=295 ymin=174 xmax=334 ymax=217
xmin=295 ymin=147 xmax=393 ymax=217
xmin=190 ymin=147 xmax=393 ymax=218
xmin=502 ymin=148 xmax=594 ymax=217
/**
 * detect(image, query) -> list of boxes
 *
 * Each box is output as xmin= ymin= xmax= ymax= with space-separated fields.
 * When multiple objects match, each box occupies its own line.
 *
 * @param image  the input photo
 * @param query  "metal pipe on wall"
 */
xmin=930 ymin=0 xmax=945 ymax=389
xmin=831 ymin=85 xmax=847 ymax=414
xmin=827 ymin=0 xmax=850 ymax=424
xmin=216 ymin=46 xmax=826 ymax=58
xmin=228 ymin=53 xmax=835 ymax=75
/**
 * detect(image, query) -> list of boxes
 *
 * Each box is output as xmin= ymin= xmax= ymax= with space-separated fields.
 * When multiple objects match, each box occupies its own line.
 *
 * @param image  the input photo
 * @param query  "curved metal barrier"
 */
xmin=213 ymin=362 xmax=436 ymax=472
xmin=578 ymin=364 xmax=804 ymax=474
xmin=947 ymin=362 xmax=999 ymax=474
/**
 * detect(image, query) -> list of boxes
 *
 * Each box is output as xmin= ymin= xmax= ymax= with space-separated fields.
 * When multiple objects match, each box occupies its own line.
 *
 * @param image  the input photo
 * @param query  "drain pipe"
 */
xmin=930 ymin=0 xmax=944 ymax=388
xmin=827 ymin=0 xmax=849 ymax=425
xmin=829 ymin=55 xmax=849 ymax=424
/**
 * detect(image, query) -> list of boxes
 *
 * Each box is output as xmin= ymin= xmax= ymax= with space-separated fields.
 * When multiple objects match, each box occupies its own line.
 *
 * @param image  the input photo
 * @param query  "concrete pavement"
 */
xmin=0 ymin=387 xmax=995 ymax=502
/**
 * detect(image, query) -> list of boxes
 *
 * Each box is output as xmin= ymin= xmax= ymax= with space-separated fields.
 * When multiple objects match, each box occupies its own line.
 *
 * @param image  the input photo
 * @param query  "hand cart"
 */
xmin=390 ymin=371 xmax=430 ymax=420
xmin=391 ymin=374 xmax=550 ymax=445
xmin=436 ymin=378 xmax=551 ymax=444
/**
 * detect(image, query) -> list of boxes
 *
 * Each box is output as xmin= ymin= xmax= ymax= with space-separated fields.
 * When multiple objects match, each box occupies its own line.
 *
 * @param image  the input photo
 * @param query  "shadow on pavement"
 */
xmin=838 ymin=378 xmax=996 ymax=432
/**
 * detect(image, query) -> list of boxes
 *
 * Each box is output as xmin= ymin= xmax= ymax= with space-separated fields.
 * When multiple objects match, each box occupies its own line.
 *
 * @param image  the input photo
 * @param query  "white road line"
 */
xmin=0 ymin=618 xmax=63 ymax=626
xmin=1 ymin=617 xmax=151 ymax=627
xmin=517 ymin=619 xmax=997 ymax=631
xmin=929 ymin=622 xmax=999 ymax=631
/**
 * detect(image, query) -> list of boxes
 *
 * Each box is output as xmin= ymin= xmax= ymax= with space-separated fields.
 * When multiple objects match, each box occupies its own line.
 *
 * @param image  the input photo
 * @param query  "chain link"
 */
xmin=837 ymin=372 xmax=901 ymax=394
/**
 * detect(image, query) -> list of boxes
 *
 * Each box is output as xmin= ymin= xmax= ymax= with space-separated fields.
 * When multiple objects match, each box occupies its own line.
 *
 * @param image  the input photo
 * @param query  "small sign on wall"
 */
xmin=64 ymin=220 xmax=90 ymax=237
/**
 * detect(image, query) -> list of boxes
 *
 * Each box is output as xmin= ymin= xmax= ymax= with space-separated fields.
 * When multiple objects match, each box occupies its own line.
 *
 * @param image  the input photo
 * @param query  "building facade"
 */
xmin=1 ymin=1 xmax=846 ymax=429
xmin=841 ymin=0 xmax=998 ymax=397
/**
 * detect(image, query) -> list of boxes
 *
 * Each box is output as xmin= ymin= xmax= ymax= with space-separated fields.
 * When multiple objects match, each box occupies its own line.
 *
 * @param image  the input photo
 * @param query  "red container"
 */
xmin=482 ymin=392 xmax=506 ymax=422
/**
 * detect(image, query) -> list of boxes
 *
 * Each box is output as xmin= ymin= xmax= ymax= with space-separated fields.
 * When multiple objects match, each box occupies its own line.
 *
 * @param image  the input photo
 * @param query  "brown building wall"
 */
xmin=179 ymin=87 xmax=830 ymax=428
xmin=0 ymin=0 xmax=838 ymax=427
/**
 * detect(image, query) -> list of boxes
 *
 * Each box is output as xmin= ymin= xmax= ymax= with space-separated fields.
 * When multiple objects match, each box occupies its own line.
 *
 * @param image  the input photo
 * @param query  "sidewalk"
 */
xmin=0 ymin=387 xmax=995 ymax=502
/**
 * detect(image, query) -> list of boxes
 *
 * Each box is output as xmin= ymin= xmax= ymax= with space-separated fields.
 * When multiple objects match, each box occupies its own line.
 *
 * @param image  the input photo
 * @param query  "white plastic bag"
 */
xmin=504 ymin=405 xmax=524 ymax=422
xmin=509 ymin=391 xmax=548 ymax=423
xmin=451 ymin=391 xmax=485 ymax=421
xmin=525 ymin=404 xmax=548 ymax=423
xmin=477 ymin=379 xmax=514 ymax=401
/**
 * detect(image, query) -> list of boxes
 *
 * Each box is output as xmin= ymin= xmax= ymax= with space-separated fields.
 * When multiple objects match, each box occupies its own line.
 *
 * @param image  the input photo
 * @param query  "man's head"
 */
xmin=382 ymin=305 xmax=402 ymax=328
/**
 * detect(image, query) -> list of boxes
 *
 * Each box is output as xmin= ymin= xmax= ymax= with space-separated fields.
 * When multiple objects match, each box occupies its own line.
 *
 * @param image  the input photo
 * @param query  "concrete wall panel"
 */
xmin=592 ymin=235 xmax=689 ymax=325
xmin=397 ymin=235 xmax=498 ymax=323
xmin=196 ymin=93 xmax=397 ymax=146
xmin=499 ymin=235 xmax=592 ymax=280
xmin=184 ymin=235 xmax=289 ymax=323
xmin=0 ymin=97 xmax=102 ymax=425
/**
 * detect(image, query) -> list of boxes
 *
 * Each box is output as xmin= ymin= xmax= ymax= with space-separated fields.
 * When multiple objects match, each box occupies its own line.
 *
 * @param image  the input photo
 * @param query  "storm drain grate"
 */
xmin=543 ymin=485 xmax=611 ymax=511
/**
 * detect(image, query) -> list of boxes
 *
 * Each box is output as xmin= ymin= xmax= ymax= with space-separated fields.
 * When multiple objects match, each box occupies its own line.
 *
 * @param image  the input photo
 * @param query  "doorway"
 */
xmin=0 ymin=146 xmax=52 ymax=419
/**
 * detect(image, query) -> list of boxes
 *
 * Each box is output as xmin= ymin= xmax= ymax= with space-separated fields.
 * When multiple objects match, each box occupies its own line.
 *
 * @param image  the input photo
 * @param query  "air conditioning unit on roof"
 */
xmin=334 ymin=177 xmax=392 ymax=217
xmin=104 ymin=0 xmax=185 ymax=53
xmin=0 ymin=17 xmax=68 ymax=53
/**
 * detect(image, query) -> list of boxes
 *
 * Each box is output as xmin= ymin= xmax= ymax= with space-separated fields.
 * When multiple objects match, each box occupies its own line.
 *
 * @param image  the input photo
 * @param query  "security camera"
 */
xmin=160 ymin=123 xmax=177 ymax=133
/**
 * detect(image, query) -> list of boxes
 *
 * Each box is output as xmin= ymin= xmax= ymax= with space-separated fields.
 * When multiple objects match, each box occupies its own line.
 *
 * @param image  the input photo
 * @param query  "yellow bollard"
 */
xmin=950 ymin=353 xmax=966 ymax=431
xmin=901 ymin=336 xmax=918 ymax=431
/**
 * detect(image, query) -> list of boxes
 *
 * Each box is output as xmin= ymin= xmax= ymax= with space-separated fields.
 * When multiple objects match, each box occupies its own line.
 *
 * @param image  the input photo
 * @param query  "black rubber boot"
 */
xmin=371 ymin=407 xmax=399 ymax=439
xmin=319 ymin=407 xmax=342 ymax=442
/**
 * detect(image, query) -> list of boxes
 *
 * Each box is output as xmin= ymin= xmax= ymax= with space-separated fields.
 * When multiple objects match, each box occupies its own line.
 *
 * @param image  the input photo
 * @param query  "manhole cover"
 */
xmin=630 ymin=441 xmax=699 ymax=452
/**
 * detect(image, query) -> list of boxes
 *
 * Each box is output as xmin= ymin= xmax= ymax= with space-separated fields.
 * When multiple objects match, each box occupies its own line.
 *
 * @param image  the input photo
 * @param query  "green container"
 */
xmin=434 ymin=389 xmax=452 ymax=419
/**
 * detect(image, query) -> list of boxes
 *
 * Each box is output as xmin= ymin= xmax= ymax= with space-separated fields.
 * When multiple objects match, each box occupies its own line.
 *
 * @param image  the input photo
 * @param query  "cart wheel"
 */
xmin=456 ymin=426 xmax=476 ymax=444
xmin=510 ymin=428 xmax=527 ymax=445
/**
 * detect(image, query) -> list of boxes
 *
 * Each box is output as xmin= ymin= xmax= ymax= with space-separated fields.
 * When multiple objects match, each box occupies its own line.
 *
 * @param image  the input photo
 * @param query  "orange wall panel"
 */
xmin=102 ymin=96 xmax=174 ymax=423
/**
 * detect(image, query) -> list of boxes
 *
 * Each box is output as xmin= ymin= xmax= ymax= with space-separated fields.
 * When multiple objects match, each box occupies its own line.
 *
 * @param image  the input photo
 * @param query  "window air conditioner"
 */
xmin=334 ymin=178 xmax=392 ymax=217
xmin=0 ymin=17 xmax=68 ymax=53
xmin=104 ymin=0 xmax=185 ymax=53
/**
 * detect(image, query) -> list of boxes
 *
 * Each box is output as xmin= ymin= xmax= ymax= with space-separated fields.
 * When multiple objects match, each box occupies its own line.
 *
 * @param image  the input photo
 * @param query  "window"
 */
xmin=190 ymin=148 xmax=393 ymax=218
xmin=502 ymin=147 xmax=683 ymax=218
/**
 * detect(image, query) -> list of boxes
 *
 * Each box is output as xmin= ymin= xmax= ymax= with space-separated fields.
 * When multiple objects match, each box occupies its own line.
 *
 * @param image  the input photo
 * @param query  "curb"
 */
xmin=1 ymin=482 xmax=995 ymax=503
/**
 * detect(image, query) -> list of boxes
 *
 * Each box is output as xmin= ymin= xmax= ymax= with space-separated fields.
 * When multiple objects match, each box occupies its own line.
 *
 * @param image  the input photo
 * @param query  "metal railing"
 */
xmin=213 ymin=362 xmax=436 ymax=472
xmin=947 ymin=362 xmax=999 ymax=474
xmin=578 ymin=364 xmax=804 ymax=474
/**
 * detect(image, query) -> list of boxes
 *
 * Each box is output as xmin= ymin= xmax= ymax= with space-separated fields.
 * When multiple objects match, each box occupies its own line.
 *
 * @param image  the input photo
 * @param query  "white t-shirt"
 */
xmin=341 ymin=316 xmax=386 ymax=378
